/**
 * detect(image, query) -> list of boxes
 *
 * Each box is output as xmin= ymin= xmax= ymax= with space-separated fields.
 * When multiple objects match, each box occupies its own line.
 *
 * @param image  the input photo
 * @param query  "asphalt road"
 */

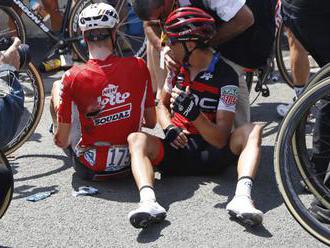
xmin=0 ymin=39 xmax=327 ymax=248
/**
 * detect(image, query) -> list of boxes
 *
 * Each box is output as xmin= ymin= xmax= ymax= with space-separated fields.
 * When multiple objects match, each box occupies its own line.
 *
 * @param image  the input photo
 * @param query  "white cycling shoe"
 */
xmin=128 ymin=201 xmax=166 ymax=229
xmin=226 ymin=195 xmax=263 ymax=226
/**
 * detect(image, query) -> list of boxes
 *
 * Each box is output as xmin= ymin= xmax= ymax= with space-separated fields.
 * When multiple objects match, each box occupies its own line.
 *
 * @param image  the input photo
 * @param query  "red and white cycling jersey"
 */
xmin=57 ymin=55 xmax=154 ymax=172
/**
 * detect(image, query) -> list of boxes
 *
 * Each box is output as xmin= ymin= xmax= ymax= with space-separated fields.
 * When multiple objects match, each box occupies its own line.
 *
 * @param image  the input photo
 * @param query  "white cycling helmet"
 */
xmin=79 ymin=3 xmax=119 ymax=32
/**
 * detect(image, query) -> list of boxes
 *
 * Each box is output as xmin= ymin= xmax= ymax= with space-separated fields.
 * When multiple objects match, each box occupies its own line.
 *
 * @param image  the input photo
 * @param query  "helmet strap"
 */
xmin=182 ymin=42 xmax=198 ymax=66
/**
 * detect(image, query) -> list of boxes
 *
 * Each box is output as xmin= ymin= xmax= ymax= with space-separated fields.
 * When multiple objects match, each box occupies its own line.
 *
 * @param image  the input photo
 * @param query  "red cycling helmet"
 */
xmin=164 ymin=7 xmax=216 ymax=44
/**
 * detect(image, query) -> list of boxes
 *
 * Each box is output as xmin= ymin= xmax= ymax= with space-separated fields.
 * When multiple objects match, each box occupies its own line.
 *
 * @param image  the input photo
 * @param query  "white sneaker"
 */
xmin=226 ymin=195 xmax=263 ymax=226
xmin=128 ymin=201 xmax=166 ymax=228
xmin=276 ymin=102 xmax=293 ymax=117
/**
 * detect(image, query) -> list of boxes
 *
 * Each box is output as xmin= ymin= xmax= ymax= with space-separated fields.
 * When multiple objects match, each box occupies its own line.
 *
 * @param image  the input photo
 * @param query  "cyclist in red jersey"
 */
xmin=127 ymin=7 xmax=264 ymax=229
xmin=50 ymin=3 xmax=156 ymax=181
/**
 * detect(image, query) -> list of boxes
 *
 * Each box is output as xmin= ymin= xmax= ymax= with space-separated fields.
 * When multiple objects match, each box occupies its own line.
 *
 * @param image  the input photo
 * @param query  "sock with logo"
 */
xmin=235 ymin=176 xmax=254 ymax=197
xmin=139 ymin=185 xmax=156 ymax=202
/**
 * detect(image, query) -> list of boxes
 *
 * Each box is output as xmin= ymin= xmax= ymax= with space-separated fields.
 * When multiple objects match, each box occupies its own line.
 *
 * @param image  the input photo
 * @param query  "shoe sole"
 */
xmin=129 ymin=212 xmax=167 ymax=229
xmin=228 ymin=210 xmax=263 ymax=226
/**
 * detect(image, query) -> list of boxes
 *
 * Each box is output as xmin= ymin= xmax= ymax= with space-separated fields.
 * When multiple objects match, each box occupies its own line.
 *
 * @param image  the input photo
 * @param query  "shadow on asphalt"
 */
xmin=10 ymin=154 xmax=70 ymax=200
xmin=136 ymin=220 xmax=171 ymax=243
xmin=10 ymin=154 xmax=71 ymax=181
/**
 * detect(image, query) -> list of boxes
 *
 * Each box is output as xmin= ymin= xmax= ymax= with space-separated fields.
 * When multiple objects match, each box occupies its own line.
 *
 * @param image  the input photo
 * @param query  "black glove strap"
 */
xmin=163 ymin=124 xmax=183 ymax=144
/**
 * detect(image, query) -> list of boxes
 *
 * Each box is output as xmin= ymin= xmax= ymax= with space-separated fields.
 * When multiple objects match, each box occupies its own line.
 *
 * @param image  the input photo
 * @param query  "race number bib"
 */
xmin=106 ymin=146 xmax=130 ymax=172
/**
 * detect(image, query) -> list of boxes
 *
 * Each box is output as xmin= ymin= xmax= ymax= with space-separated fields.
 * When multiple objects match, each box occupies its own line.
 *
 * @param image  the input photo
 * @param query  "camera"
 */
xmin=0 ymin=37 xmax=31 ymax=69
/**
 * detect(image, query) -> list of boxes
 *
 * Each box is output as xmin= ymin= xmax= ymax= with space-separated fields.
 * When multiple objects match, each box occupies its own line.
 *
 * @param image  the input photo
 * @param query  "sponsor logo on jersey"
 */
xmin=97 ymin=84 xmax=130 ymax=111
xmin=200 ymin=72 xmax=214 ymax=81
xmin=84 ymin=149 xmax=96 ymax=166
xmin=93 ymin=103 xmax=132 ymax=126
xmin=220 ymin=85 xmax=239 ymax=106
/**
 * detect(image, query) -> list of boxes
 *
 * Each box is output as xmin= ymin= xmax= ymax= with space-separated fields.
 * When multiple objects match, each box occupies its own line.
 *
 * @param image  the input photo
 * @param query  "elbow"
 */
xmin=54 ymin=135 xmax=69 ymax=149
xmin=245 ymin=6 xmax=255 ymax=29
xmin=213 ymin=140 xmax=227 ymax=150
xmin=247 ymin=14 xmax=254 ymax=28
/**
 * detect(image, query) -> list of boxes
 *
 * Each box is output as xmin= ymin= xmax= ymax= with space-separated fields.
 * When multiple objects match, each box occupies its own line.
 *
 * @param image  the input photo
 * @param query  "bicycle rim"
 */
xmin=69 ymin=0 xmax=147 ymax=61
xmin=3 ymin=63 xmax=45 ymax=155
xmin=274 ymin=79 xmax=330 ymax=245
xmin=0 ymin=6 xmax=26 ymax=42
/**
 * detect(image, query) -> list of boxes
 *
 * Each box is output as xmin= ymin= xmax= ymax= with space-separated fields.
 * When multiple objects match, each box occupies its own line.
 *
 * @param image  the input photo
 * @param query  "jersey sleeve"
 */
xmin=207 ymin=0 xmax=246 ymax=22
xmin=216 ymin=60 xmax=240 ymax=113
xmin=57 ymin=70 xmax=74 ymax=124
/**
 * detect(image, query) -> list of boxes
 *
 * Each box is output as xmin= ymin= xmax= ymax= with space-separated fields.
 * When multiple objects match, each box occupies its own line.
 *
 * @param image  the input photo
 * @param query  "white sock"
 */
xmin=139 ymin=186 xmax=156 ymax=202
xmin=235 ymin=177 xmax=253 ymax=198
xmin=294 ymin=86 xmax=304 ymax=97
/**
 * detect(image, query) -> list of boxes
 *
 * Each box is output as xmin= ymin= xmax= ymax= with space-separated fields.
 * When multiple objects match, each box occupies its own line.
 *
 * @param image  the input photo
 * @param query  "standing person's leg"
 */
xmin=225 ymin=123 xmax=264 ymax=225
xmin=127 ymin=132 xmax=166 ymax=228
xmin=42 ymin=0 xmax=63 ymax=32
xmin=277 ymin=28 xmax=310 ymax=117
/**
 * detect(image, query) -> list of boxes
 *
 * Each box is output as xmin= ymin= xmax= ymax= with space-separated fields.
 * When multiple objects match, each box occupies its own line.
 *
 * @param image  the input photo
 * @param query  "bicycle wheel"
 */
xmin=305 ymin=63 xmax=330 ymax=91
xmin=0 ymin=6 xmax=26 ymax=42
xmin=274 ymin=78 xmax=330 ymax=245
xmin=0 ymin=151 xmax=13 ymax=219
xmin=69 ymin=0 xmax=147 ymax=61
xmin=2 ymin=63 xmax=45 ymax=155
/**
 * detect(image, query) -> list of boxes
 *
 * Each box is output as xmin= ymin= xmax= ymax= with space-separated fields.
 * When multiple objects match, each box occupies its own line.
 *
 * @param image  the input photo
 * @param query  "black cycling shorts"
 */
xmin=154 ymin=135 xmax=239 ymax=176
xmin=282 ymin=6 xmax=330 ymax=67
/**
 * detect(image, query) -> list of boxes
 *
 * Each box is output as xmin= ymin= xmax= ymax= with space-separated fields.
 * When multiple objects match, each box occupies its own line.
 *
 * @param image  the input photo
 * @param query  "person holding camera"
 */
xmin=0 ymin=37 xmax=25 ymax=149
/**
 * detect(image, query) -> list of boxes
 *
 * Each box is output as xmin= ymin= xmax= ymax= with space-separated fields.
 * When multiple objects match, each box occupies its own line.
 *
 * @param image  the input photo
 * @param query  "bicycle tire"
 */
xmin=0 ymin=6 xmax=26 ymax=43
xmin=0 ymin=151 xmax=13 ymax=219
xmin=69 ymin=0 xmax=147 ymax=62
xmin=291 ymin=64 xmax=330 ymax=201
xmin=305 ymin=63 xmax=330 ymax=91
xmin=3 ymin=63 xmax=45 ymax=155
xmin=274 ymin=78 xmax=330 ymax=245
xmin=275 ymin=22 xmax=294 ymax=88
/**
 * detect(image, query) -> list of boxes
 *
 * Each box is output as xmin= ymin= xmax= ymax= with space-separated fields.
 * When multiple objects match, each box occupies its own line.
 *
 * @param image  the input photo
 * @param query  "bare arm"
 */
xmin=143 ymin=106 xmax=157 ymax=129
xmin=54 ymin=122 xmax=71 ymax=148
xmin=208 ymin=5 xmax=254 ymax=47
xmin=192 ymin=110 xmax=234 ymax=149
xmin=157 ymin=88 xmax=173 ymax=129
xmin=144 ymin=21 xmax=162 ymax=52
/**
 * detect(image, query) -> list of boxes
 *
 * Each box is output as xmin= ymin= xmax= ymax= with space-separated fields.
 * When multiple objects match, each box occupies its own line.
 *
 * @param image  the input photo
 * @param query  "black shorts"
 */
xmin=282 ymin=6 xmax=330 ymax=67
xmin=155 ymin=135 xmax=239 ymax=176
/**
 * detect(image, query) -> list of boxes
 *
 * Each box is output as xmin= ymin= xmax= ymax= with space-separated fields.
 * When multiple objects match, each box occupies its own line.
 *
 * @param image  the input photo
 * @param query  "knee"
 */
xmin=127 ymin=132 xmax=148 ymax=151
xmin=245 ymin=123 xmax=263 ymax=146
xmin=238 ymin=123 xmax=263 ymax=147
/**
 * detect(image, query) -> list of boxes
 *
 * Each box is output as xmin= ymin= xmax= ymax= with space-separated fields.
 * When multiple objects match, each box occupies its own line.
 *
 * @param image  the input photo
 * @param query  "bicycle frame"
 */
xmin=10 ymin=0 xmax=77 ymax=43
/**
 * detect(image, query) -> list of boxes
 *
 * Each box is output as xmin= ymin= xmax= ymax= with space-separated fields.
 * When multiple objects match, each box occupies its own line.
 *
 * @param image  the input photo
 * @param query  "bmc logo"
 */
xmin=97 ymin=84 xmax=130 ymax=110
xmin=192 ymin=94 xmax=217 ymax=110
